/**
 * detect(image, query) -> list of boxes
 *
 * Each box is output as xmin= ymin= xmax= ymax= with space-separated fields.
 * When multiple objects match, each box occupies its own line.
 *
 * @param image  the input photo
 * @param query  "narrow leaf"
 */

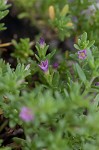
xmin=75 ymin=63 xmax=86 ymax=83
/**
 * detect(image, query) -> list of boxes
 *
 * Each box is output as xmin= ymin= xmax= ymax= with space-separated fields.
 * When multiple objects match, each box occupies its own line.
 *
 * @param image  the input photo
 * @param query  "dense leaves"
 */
xmin=0 ymin=0 xmax=99 ymax=150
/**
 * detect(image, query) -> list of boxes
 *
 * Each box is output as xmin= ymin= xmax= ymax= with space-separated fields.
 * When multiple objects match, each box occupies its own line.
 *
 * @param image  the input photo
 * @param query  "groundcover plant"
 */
xmin=0 ymin=0 xmax=99 ymax=150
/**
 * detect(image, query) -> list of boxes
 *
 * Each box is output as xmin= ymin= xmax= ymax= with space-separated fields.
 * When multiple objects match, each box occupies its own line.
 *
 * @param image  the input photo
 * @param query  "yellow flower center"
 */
xmin=80 ymin=52 xmax=85 ymax=57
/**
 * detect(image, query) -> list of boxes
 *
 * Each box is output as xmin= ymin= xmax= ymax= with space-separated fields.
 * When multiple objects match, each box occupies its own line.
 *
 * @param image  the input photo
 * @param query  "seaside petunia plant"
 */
xmin=0 ymin=31 xmax=99 ymax=149
xmin=0 ymin=1 xmax=99 ymax=150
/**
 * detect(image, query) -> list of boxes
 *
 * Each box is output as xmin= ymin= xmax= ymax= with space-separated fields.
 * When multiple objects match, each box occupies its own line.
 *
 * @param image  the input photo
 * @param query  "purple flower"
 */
xmin=78 ymin=49 xmax=87 ymax=60
xmin=19 ymin=107 xmax=34 ymax=122
xmin=95 ymin=82 xmax=99 ymax=86
xmin=53 ymin=62 xmax=59 ymax=69
xmin=38 ymin=59 xmax=49 ymax=72
xmin=39 ymin=37 xmax=45 ymax=48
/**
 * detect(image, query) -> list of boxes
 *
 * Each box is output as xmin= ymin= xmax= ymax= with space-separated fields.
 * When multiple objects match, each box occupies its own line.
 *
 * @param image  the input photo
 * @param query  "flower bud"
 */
xmin=66 ymin=22 xmax=73 ymax=27
xmin=61 ymin=5 xmax=69 ymax=16
xmin=39 ymin=37 xmax=45 ymax=48
xmin=49 ymin=5 xmax=55 ymax=20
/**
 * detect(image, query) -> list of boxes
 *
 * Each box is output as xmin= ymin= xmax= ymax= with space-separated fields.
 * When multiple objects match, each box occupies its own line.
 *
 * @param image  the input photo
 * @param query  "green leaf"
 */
xmin=78 ymin=39 xmax=81 ymax=45
xmin=75 ymin=63 xmax=87 ymax=83
xmin=0 ymin=0 xmax=10 ymax=31
xmin=43 ymin=45 xmax=49 ymax=55
xmin=52 ymin=71 xmax=60 ymax=87
xmin=87 ymin=49 xmax=95 ymax=69
xmin=0 ymin=23 xmax=6 ymax=31
xmin=81 ymin=32 xmax=87 ymax=43
xmin=0 ymin=10 xmax=9 ymax=20
xmin=18 ymin=12 xmax=29 ymax=19
xmin=87 ymin=40 xmax=95 ymax=48
xmin=74 ymin=44 xmax=80 ymax=50
xmin=61 ymin=4 xmax=69 ymax=16
xmin=46 ymin=49 xmax=56 ymax=59
xmin=35 ymin=54 xmax=40 ymax=61
xmin=9 ymin=120 xmax=17 ymax=128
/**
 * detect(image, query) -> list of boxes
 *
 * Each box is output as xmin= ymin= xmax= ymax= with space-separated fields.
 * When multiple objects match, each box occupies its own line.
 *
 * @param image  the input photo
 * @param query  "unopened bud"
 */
xmin=49 ymin=5 xmax=55 ymax=20
xmin=61 ymin=5 xmax=69 ymax=16
xmin=66 ymin=22 xmax=73 ymax=27
xmin=65 ymin=51 xmax=69 ymax=59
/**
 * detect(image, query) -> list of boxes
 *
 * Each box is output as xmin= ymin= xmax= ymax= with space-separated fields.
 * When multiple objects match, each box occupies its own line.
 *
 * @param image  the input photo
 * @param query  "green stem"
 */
xmin=0 ymin=120 xmax=8 ymax=133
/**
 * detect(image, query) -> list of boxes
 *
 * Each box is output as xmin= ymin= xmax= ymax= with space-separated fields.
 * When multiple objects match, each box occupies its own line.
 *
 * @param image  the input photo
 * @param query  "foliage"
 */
xmin=0 ymin=0 xmax=10 ymax=31
xmin=11 ymin=0 xmax=99 ymax=46
xmin=11 ymin=38 xmax=34 ymax=63
xmin=49 ymin=5 xmax=74 ymax=40
xmin=0 ymin=0 xmax=99 ymax=150
xmin=0 ymin=31 xmax=99 ymax=149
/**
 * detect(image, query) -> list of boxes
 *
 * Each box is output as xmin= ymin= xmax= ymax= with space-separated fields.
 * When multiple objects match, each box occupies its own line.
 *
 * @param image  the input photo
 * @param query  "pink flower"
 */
xmin=78 ymin=49 xmax=87 ymax=60
xmin=53 ymin=62 xmax=59 ymax=69
xmin=19 ymin=107 xmax=34 ymax=122
xmin=95 ymin=82 xmax=99 ymax=86
xmin=38 ymin=59 xmax=49 ymax=72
